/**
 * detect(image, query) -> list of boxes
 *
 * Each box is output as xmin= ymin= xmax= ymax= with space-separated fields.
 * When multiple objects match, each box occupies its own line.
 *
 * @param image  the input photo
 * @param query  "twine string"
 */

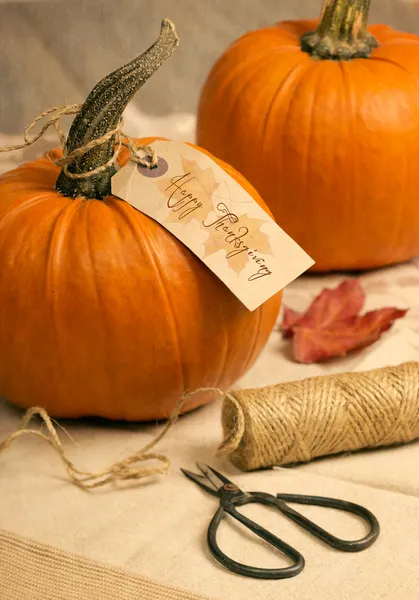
xmin=0 ymin=389 xmax=226 ymax=490
xmin=0 ymin=104 xmax=158 ymax=178
xmin=216 ymin=394 xmax=245 ymax=456
xmin=3 ymin=360 xmax=419 ymax=485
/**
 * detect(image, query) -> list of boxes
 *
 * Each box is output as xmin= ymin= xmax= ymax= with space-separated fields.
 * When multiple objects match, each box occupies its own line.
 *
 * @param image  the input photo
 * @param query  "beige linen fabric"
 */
xmin=1 ymin=395 xmax=419 ymax=600
xmin=0 ymin=530 xmax=209 ymax=600
xmin=1 ymin=135 xmax=419 ymax=599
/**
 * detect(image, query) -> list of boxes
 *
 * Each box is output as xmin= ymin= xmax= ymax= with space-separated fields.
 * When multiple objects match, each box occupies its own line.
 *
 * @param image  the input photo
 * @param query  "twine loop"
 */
xmin=0 ymin=104 xmax=158 ymax=179
xmin=0 ymin=407 xmax=171 ymax=489
xmin=216 ymin=393 xmax=245 ymax=455
xmin=0 ymin=388 xmax=225 ymax=490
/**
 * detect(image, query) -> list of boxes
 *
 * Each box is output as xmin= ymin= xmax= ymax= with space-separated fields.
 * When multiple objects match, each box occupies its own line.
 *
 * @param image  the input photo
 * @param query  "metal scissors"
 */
xmin=181 ymin=463 xmax=380 ymax=580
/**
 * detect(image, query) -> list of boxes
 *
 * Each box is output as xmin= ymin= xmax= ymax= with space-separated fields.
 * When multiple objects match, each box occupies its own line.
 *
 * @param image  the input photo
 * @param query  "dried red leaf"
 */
xmin=282 ymin=279 xmax=365 ymax=337
xmin=292 ymin=307 xmax=407 ymax=364
xmin=282 ymin=307 xmax=302 ymax=338
xmin=281 ymin=279 xmax=408 ymax=363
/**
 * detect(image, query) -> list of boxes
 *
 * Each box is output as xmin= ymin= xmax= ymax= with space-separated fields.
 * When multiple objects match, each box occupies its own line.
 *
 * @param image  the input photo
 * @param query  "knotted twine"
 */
xmin=217 ymin=361 xmax=419 ymax=471
xmin=0 ymin=104 xmax=158 ymax=175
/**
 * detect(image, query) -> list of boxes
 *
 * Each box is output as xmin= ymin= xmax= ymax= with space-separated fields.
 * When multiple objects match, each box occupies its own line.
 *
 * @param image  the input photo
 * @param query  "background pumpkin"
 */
xmin=197 ymin=0 xmax=419 ymax=272
xmin=0 ymin=20 xmax=281 ymax=422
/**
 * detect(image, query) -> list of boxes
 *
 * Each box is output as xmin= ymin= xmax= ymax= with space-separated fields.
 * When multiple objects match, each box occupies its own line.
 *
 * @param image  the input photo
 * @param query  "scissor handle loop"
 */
xmin=207 ymin=491 xmax=380 ymax=579
xmin=207 ymin=494 xmax=305 ymax=580
xmin=275 ymin=493 xmax=380 ymax=552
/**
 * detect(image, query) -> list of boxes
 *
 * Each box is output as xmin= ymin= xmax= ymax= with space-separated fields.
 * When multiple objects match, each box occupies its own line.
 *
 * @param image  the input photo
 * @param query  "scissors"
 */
xmin=181 ymin=463 xmax=380 ymax=580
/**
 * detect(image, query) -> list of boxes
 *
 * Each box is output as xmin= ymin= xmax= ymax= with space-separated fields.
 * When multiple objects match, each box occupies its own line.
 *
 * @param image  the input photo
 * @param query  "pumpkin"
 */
xmin=197 ymin=0 xmax=419 ymax=272
xmin=0 ymin=20 xmax=281 ymax=422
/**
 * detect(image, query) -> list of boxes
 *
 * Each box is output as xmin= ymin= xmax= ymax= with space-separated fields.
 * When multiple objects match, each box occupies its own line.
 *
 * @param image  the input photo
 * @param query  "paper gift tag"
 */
xmin=112 ymin=140 xmax=314 ymax=311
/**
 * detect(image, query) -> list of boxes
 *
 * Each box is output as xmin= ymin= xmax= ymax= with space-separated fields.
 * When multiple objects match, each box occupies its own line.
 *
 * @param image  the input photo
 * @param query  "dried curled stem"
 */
xmin=55 ymin=18 xmax=179 ymax=200
xmin=301 ymin=0 xmax=378 ymax=60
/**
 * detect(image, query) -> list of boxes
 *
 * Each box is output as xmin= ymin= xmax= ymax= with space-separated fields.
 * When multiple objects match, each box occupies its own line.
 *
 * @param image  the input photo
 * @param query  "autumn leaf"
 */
xmin=180 ymin=156 xmax=220 ymax=202
xmin=203 ymin=213 xmax=273 ymax=276
xmin=203 ymin=233 xmax=250 ymax=275
xmin=282 ymin=279 xmax=365 ymax=336
xmin=154 ymin=154 xmax=273 ymax=276
xmin=281 ymin=279 xmax=408 ymax=363
xmin=282 ymin=307 xmax=304 ymax=339
xmin=156 ymin=156 xmax=219 ymax=226
xmin=227 ymin=245 xmax=250 ymax=275
xmin=293 ymin=308 xmax=407 ymax=364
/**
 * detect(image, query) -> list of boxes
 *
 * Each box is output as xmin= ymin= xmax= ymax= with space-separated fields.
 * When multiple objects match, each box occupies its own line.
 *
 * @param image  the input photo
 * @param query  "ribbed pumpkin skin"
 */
xmin=0 ymin=138 xmax=281 ymax=421
xmin=197 ymin=19 xmax=419 ymax=272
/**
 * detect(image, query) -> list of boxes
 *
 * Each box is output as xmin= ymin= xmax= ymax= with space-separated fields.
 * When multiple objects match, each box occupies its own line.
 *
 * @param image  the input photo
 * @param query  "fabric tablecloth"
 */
xmin=1 ymin=130 xmax=419 ymax=599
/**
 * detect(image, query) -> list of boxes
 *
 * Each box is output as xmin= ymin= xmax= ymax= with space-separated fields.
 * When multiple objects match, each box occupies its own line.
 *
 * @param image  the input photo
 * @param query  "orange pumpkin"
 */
xmin=0 ymin=21 xmax=281 ymax=421
xmin=197 ymin=0 xmax=419 ymax=272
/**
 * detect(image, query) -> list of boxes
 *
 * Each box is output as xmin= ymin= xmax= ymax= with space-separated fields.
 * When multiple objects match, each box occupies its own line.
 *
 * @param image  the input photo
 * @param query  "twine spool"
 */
xmin=217 ymin=362 xmax=419 ymax=471
xmin=3 ymin=364 xmax=419 ymax=487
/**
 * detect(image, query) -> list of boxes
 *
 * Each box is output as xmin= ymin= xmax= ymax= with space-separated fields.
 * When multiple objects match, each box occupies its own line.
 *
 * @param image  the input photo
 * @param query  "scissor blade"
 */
xmin=180 ymin=468 xmax=221 ymax=497
xmin=196 ymin=463 xmax=235 ymax=491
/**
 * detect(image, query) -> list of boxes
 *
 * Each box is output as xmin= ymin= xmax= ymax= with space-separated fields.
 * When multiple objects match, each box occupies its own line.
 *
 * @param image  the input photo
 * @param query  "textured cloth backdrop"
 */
xmin=1 ymin=531 xmax=209 ymax=600
xmin=1 ymin=0 xmax=419 ymax=131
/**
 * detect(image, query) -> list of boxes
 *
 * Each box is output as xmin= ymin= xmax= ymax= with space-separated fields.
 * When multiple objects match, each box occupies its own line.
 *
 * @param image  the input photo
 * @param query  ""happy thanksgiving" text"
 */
xmin=164 ymin=173 xmax=272 ymax=281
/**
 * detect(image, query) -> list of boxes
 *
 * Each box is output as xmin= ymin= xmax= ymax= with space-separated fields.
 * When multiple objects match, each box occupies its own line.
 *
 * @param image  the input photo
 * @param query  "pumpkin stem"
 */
xmin=55 ymin=19 xmax=179 ymax=200
xmin=301 ymin=0 xmax=378 ymax=60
